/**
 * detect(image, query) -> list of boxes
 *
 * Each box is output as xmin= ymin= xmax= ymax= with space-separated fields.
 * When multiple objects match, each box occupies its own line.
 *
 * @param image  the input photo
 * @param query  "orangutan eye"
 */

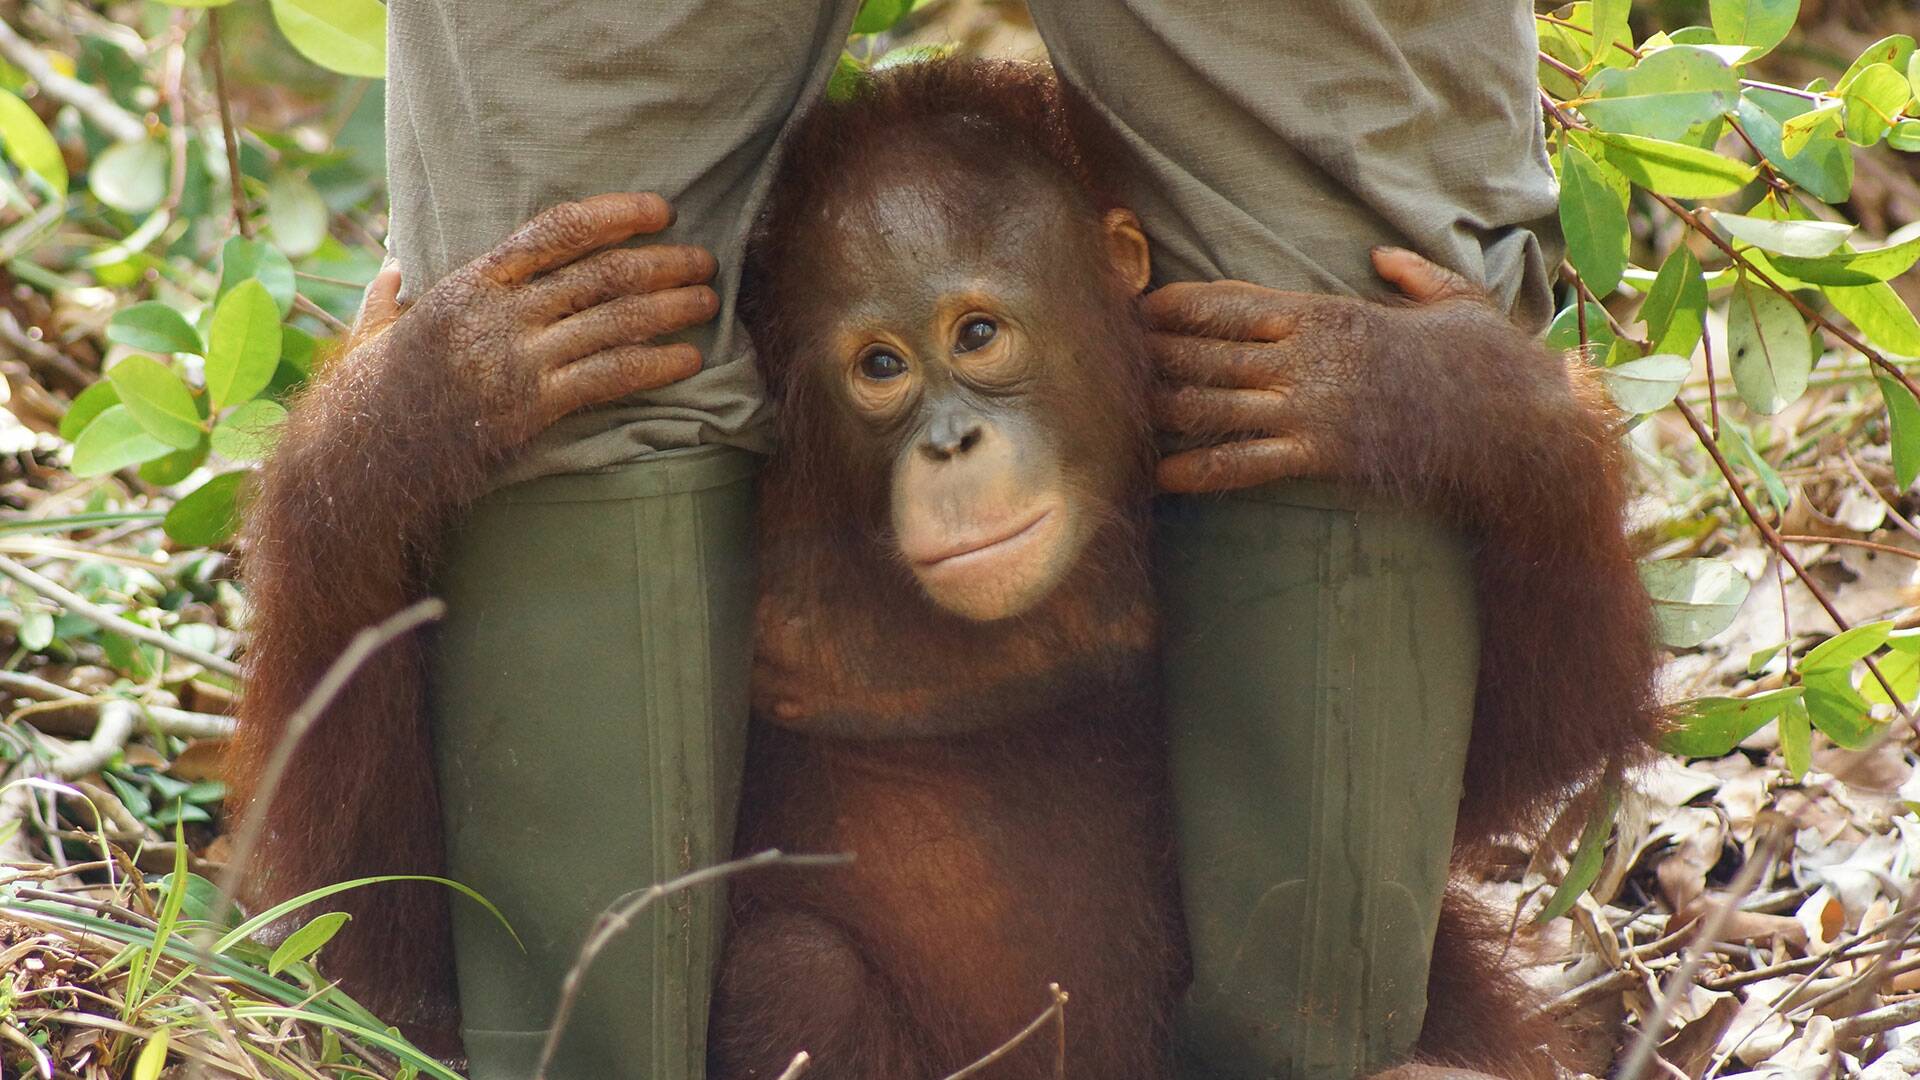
xmin=859 ymin=349 xmax=908 ymax=381
xmin=955 ymin=318 xmax=997 ymax=353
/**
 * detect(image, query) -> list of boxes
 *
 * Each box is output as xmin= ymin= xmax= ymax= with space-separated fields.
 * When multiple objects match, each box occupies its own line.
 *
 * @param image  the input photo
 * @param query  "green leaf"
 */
xmin=1825 ymin=281 xmax=1920 ymax=356
xmin=132 ymin=1029 xmax=169 ymax=1080
xmin=267 ymin=171 xmax=329 ymax=258
xmin=90 ymin=139 xmax=168 ymax=214
xmin=826 ymin=52 xmax=866 ymax=103
xmin=163 ymin=470 xmax=250 ymax=547
xmin=851 ymin=0 xmax=913 ymax=35
xmin=1589 ymin=0 xmax=1632 ymax=65
xmin=218 ymin=237 xmax=297 ymax=316
xmin=1727 ymin=275 xmax=1813 ymax=414
xmin=108 ymin=302 xmax=204 ymax=356
xmin=1600 ymin=354 xmax=1691 ymax=414
xmin=1708 ymin=0 xmax=1800 ymax=60
xmin=1720 ymin=420 xmax=1791 ymax=511
xmin=267 ymin=911 xmax=350 ymax=975
xmin=1838 ymin=35 xmax=1915 ymax=93
xmin=1841 ymin=64 xmax=1911 ymax=145
xmin=1662 ymin=688 xmax=1804 ymax=756
xmin=107 ymin=356 xmax=203 ymax=451
xmin=1588 ymin=131 xmax=1757 ymax=197
xmin=1801 ymin=620 xmax=1893 ymax=673
xmin=1879 ymin=376 xmax=1920 ymax=490
xmin=210 ymin=399 xmax=287 ymax=463
xmin=59 ymin=381 xmax=120 ymax=442
xmin=1771 ymin=235 xmax=1920 ymax=286
xmin=1639 ymin=557 xmax=1752 ymax=647
xmin=140 ymin=441 xmax=208 ymax=486
xmin=1714 ymin=211 xmax=1853 ymax=257
xmin=205 ymin=279 xmax=282 ymax=410
xmin=1780 ymin=698 xmax=1812 ymax=778
xmin=1780 ymin=103 xmax=1842 ymax=157
xmin=269 ymin=0 xmax=388 ymax=79
xmin=1891 ymin=120 xmax=1920 ymax=152
xmin=71 ymin=405 xmax=173 ymax=477
xmin=1557 ymin=142 xmax=1628 ymax=296
xmin=1546 ymin=301 xmax=1616 ymax=354
xmin=1641 ymin=246 xmax=1708 ymax=357
xmin=157 ymin=0 xmax=240 ymax=6
xmin=1535 ymin=793 xmax=1617 ymax=923
xmin=1581 ymin=46 xmax=1740 ymax=147
xmin=0 ymin=90 xmax=67 ymax=195
xmin=19 ymin=609 xmax=53 ymax=651
xmin=1737 ymin=89 xmax=1854 ymax=203
xmin=1804 ymin=670 xmax=1879 ymax=749
xmin=1864 ymin=647 xmax=1920 ymax=707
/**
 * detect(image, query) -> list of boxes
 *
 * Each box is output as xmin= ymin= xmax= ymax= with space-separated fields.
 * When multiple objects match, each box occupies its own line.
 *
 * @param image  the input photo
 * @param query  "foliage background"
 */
xmin=0 ymin=0 xmax=1918 ymax=1076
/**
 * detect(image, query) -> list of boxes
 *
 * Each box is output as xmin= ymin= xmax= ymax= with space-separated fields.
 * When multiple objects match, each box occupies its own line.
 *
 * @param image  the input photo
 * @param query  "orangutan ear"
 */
xmin=1102 ymin=209 xmax=1152 ymax=295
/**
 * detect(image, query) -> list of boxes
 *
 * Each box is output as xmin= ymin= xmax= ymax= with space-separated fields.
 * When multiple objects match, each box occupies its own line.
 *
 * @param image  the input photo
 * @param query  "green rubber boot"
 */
xmin=428 ymin=446 xmax=760 ymax=1080
xmin=1158 ymin=483 xmax=1479 ymax=1080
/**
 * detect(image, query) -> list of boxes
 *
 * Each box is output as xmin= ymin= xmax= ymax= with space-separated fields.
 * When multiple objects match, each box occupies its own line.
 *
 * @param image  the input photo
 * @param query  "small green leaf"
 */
xmin=19 ymin=609 xmax=53 ymax=651
xmin=1737 ymin=89 xmax=1854 ymax=203
xmin=826 ymin=52 xmax=866 ymax=103
xmin=140 ymin=441 xmax=209 ymax=486
xmin=1546 ymin=301 xmax=1616 ymax=353
xmin=1589 ymin=131 xmax=1757 ymax=197
xmin=1780 ymin=698 xmax=1813 ymax=778
xmin=1708 ymin=0 xmax=1800 ymax=61
xmin=1771 ymin=235 xmax=1920 ymax=286
xmin=1639 ymin=557 xmax=1752 ymax=647
xmin=107 ymin=356 xmax=204 ymax=450
xmin=1801 ymin=621 xmax=1893 ymax=673
xmin=851 ymin=0 xmax=913 ymax=35
xmin=268 ymin=911 xmax=351 ymax=975
xmin=1557 ymin=142 xmax=1628 ymax=296
xmin=1536 ymin=793 xmax=1616 ymax=923
xmin=132 ymin=1029 xmax=169 ymax=1080
xmin=59 ymin=381 xmax=120 ymax=442
xmin=210 ymin=399 xmax=287 ymax=463
xmin=108 ymin=302 xmax=204 ymax=356
xmin=1825 ymin=281 xmax=1920 ymax=356
xmin=1879 ymin=376 xmax=1920 ymax=490
xmin=219 ymin=237 xmax=297 ymax=316
xmin=71 ymin=405 xmax=173 ymax=477
xmin=0 ymin=90 xmax=67 ymax=195
xmin=1837 ymin=35 xmax=1915 ymax=93
xmin=90 ymin=139 xmax=168 ymax=214
xmin=1780 ymin=103 xmax=1842 ymax=157
xmin=1864 ymin=647 xmax=1920 ymax=707
xmin=1714 ymin=212 xmax=1853 ymax=257
xmin=1641 ymin=246 xmax=1708 ymax=357
xmin=156 ymin=0 xmax=240 ymax=6
xmin=163 ymin=470 xmax=250 ymax=547
xmin=1891 ymin=120 xmax=1920 ymax=152
xmin=205 ymin=279 xmax=282 ymax=410
xmin=1581 ymin=46 xmax=1741 ymax=147
xmin=1841 ymin=63 xmax=1911 ymax=146
xmin=267 ymin=171 xmax=329 ymax=258
xmin=1804 ymin=670 xmax=1880 ymax=749
xmin=1662 ymin=688 xmax=1804 ymax=757
xmin=1720 ymin=420 xmax=1791 ymax=511
xmin=1726 ymin=275 xmax=1813 ymax=414
xmin=1600 ymin=354 xmax=1691 ymax=414
xmin=269 ymin=0 xmax=388 ymax=78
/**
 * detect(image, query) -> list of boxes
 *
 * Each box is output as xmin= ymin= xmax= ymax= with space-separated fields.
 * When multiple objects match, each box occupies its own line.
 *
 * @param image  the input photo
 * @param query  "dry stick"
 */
xmin=0 ymin=671 xmax=236 ymax=739
xmin=1701 ymin=307 xmax=1722 ymax=440
xmin=941 ymin=983 xmax=1071 ymax=1080
xmin=1671 ymin=402 xmax=1916 ymax=727
xmin=533 ymin=848 xmax=852 ymax=1080
xmin=204 ymin=599 xmax=446 ymax=936
xmin=1616 ymin=820 xmax=1790 ymax=1080
xmin=1777 ymin=534 xmax=1920 ymax=561
xmin=0 ymin=17 xmax=146 ymax=144
xmin=204 ymin=9 xmax=250 ymax=240
xmin=0 ymin=555 xmax=240 ymax=678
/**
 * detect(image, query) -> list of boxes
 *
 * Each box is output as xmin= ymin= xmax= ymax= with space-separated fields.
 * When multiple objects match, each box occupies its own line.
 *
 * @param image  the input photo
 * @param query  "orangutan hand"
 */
xmin=355 ymin=192 xmax=717 ymax=451
xmin=1144 ymin=247 xmax=1495 ymax=494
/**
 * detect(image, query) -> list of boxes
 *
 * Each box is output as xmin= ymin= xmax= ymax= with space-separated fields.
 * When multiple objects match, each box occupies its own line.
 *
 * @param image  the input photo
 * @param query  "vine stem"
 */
xmin=1673 ymin=399 xmax=1915 ymax=728
xmin=205 ymin=9 xmax=251 ymax=239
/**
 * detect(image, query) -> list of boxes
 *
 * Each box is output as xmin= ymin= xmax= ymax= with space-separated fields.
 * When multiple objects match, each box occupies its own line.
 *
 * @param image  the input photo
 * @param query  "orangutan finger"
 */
xmin=356 ymin=263 xmax=403 ymax=334
xmin=1151 ymin=384 xmax=1297 ymax=437
xmin=533 ymin=285 xmax=720 ymax=363
xmin=526 ymin=245 xmax=718 ymax=320
xmin=1140 ymin=280 xmax=1310 ymax=341
xmin=1149 ymin=333 xmax=1294 ymax=391
xmin=1157 ymin=438 xmax=1333 ymax=494
xmin=546 ymin=343 xmax=704 ymax=416
xmin=476 ymin=193 xmax=676 ymax=286
xmin=1370 ymin=246 xmax=1481 ymax=304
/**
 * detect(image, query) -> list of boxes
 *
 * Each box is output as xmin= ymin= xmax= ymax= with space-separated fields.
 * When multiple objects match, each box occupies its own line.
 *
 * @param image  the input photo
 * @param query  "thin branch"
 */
xmin=534 ymin=848 xmax=853 ymax=1080
xmin=1538 ymin=50 xmax=1587 ymax=87
xmin=941 ymin=983 xmax=1071 ymax=1080
xmin=44 ymin=699 xmax=135 ymax=779
xmin=0 ymin=18 xmax=146 ymax=144
xmin=204 ymin=9 xmax=251 ymax=239
xmin=1776 ymin=534 xmax=1920 ymax=561
xmin=1534 ymin=14 xmax=1644 ymax=59
xmin=0 ymin=556 xmax=240 ymax=678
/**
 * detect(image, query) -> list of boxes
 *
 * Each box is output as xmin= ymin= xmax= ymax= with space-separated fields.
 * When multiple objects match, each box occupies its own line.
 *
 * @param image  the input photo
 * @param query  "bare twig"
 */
xmin=0 ymin=18 xmax=146 ymax=144
xmin=204 ymin=9 xmax=251 ymax=239
xmin=0 ymin=310 xmax=92 ymax=391
xmin=535 ymin=848 xmax=853 ymax=1080
xmin=45 ymin=699 xmax=136 ymax=779
xmin=1776 ymin=534 xmax=1920 ymax=561
xmin=941 ymin=983 xmax=1071 ymax=1080
xmin=0 ymin=556 xmax=240 ymax=678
